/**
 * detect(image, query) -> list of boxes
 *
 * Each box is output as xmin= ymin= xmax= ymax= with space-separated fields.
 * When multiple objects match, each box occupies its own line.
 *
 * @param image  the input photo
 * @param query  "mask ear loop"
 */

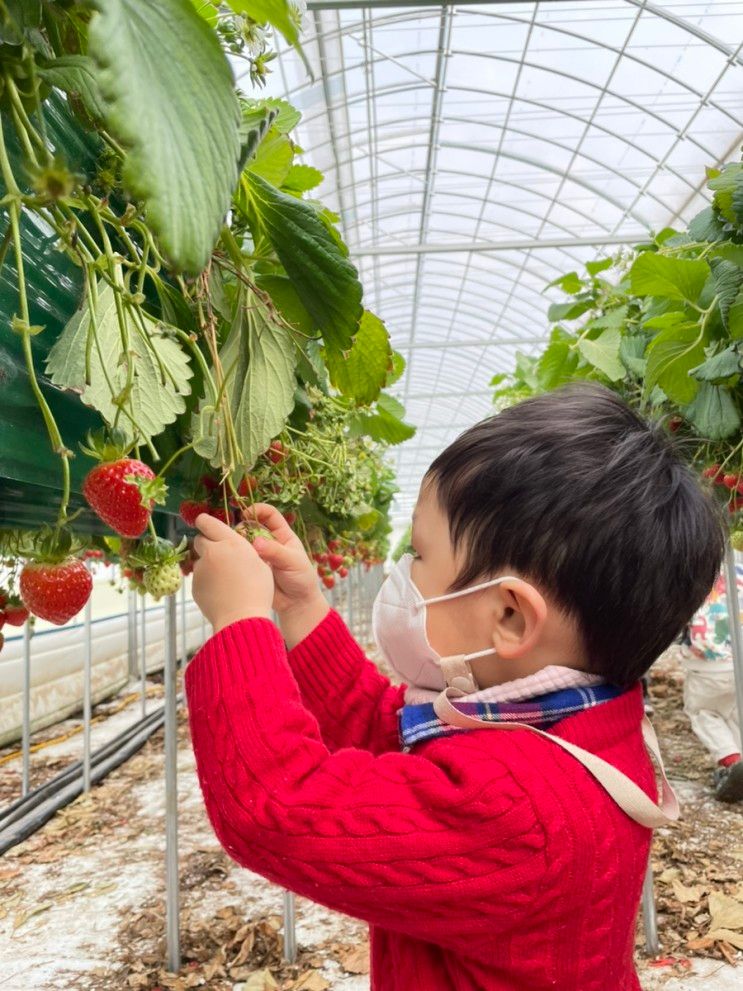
xmin=421 ymin=574 xmax=523 ymax=606
xmin=424 ymin=576 xmax=523 ymax=692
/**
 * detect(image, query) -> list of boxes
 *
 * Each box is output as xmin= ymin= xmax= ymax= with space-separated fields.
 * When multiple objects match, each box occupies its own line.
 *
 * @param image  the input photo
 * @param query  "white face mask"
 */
xmin=371 ymin=553 xmax=523 ymax=693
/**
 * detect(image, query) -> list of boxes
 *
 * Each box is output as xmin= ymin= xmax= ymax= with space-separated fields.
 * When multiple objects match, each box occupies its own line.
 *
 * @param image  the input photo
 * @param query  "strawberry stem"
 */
xmin=156 ymin=442 xmax=193 ymax=480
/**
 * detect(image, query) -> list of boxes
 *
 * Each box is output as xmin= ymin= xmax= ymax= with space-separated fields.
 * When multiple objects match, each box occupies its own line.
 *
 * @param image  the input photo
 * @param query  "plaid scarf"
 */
xmin=399 ymin=684 xmax=625 ymax=752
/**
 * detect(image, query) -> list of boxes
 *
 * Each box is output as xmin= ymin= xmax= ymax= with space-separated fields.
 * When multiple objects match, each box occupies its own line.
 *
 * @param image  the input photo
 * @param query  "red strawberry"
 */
xmin=20 ymin=559 xmax=92 ymax=625
xmin=238 ymin=475 xmax=258 ymax=497
xmin=267 ymin=440 xmax=286 ymax=464
xmin=327 ymin=540 xmax=340 ymax=552
xmin=322 ymin=575 xmax=335 ymax=589
xmin=0 ymin=612 xmax=5 ymax=630
xmin=83 ymin=459 xmax=156 ymax=537
xmin=0 ymin=592 xmax=7 ymax=609
xmin=338 ymin=566 xmax=349 ymax=578
xmin=208 ymin=506 xmax=231 ymax=525
xmin=328 ymin=553 xmax=344 ymax=571
xmin=200 ymin=474 xmax=220 ymax=493
xmin=179 ymin=557 xmax=194 ymax=577
xmin=284 ymin=512 xmax=296 ymax=526
xmin=4 ymin=605 xmax=29 ymax=626
xmin=0 ymin=630 xmax=4 ymax=653
xmin=702 ymin=464 xmax=721 ymax=480
xmin=668 ymin=415 xmax=683 ymax=433
xmin=180 ymin=500 xmax=208 ymax=527
xmin=723 ymin=473 xmax=738 ymax=490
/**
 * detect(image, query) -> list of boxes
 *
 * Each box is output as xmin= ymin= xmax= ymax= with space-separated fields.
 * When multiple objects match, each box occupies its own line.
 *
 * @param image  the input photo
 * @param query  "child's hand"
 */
xmin=192 ymin=513 xmax=273 ymax=633
xmin=237 ymin=504 xmax=330 ymax=649
xmin=238 ymin=503 xmax=323 ymax=616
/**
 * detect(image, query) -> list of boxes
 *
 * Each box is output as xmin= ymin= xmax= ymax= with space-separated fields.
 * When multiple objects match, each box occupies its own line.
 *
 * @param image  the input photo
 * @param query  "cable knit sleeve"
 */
xmin=185 ymin=617 xmax=546 ymax=952
xmin=284 ymin=607 xmax=405 ymax=754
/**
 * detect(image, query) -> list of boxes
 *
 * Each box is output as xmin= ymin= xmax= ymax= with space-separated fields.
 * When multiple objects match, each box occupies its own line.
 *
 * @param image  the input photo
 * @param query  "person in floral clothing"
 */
xmin=683 ymin=552 xmax=743 ymax=802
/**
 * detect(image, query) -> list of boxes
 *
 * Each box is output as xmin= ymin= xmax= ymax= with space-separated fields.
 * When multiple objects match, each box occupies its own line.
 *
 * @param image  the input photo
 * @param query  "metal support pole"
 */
xmin=347 ymin=567 xmax=355 ymax=637
xmin=271 ymin=604 xmax=298 ymax=962
xmin=283 ymin=889 xmax=297 ymax=963
xmin=140 ymin=594 xmax=147 ymax=718
xmin=82 ymin=566 xmax=93 ymax=792
xmin=179 ymin=580 xmax=187 ymax=668
xmin=127 ymin=588 xmax=138 ymax=681
xmin=164 ymin=591 xmax=180 ymax=971
xmin=723 ymin=544 xmax=743 ymax=735
xmin=21 ymin=621 xmax=31 ymax=797
xmin=641 ymin=862 xmax=659 ymax=955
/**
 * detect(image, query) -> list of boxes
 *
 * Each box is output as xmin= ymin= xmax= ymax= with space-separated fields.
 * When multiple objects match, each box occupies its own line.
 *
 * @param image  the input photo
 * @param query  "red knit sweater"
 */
xmin=185 ymin=608 xmax=656 ymax=991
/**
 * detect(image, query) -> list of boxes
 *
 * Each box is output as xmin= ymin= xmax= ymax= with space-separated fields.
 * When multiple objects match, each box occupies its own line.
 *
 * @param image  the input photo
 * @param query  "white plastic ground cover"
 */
xmin=0 ymin=593 xmax=204 ymax=747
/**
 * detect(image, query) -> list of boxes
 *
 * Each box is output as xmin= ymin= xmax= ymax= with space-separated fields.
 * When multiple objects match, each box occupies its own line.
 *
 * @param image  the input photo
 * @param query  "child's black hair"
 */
xmin=425 ymin=383 xmax=726 ymax=686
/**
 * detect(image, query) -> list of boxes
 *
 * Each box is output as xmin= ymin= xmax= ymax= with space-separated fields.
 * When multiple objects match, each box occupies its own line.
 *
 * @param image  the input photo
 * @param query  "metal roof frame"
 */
xmin=261 ymin=0 xmax=743 ymax=528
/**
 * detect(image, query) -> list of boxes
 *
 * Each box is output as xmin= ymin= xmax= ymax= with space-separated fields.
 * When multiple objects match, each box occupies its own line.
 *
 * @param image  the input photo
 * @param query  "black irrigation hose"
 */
xmin=0 ymin=703 xmax=168 ymax=829
xmin=0 ymin=694 xmax=183 ymax=856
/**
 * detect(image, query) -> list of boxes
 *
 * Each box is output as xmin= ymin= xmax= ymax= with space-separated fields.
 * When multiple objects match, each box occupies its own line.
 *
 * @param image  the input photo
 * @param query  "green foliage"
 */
xmin=88 ymin=0 xmax=241 ymax=273
xmin=490 ymin=160 xmax=743 ymax=523
xmin=244 ymin=172 xmax=364 ymax=353
xmin=194 ymin=287 xmax=297 ymax=467
xmin=36 ymin=56 xmax=106 ymax=122
xmin=324 ymin=310 xmax=392 ymax=405
xmin=349 ymin=393 xmax=417 ymax=445
xmin=45 ymin=284 xmax=193 ymax=444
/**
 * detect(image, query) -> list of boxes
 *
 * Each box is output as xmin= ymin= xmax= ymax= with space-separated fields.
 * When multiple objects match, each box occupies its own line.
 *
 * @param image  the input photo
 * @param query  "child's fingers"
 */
xmin=251 ymin=535 xmax=295 ymax=569
xmin=242 ymin=503 xmax=300 ymax=546
xmin=194 ymin=512 xmax=236 ymax=542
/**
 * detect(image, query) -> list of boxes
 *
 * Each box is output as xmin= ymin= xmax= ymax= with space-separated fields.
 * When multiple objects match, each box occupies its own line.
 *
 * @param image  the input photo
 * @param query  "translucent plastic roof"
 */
xmin=242 ymin=1 xmax=743 ymax=530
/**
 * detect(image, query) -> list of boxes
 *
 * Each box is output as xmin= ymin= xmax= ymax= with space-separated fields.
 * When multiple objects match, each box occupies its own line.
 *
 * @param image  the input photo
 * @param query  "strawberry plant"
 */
xmin=0 ymin=0 xmax=411 ymax=626
xmin=491 ymin=159 xmax=743 ymax=530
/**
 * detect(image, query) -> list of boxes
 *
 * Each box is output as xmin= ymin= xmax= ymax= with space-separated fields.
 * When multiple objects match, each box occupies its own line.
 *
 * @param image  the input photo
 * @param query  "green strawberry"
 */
xmin=143 ymin=562 xmax=182 ymax=601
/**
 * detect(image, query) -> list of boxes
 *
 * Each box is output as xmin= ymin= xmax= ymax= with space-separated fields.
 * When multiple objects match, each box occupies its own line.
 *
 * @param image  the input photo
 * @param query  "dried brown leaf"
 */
xmin=708 ymin=892 xmax=743 ymax=933
xmin=338 ymin=944 xmax=370 ymax=974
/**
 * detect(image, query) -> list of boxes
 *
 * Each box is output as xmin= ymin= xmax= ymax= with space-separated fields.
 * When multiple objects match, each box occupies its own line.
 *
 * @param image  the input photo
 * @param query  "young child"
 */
xmin=682 ymin=554 xmax=743 ymax=802
xmin=185 ymin=384 xmax=724 ymax=991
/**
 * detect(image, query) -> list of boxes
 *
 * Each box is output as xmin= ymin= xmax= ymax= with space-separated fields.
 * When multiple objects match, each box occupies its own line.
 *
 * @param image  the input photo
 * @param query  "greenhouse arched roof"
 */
xmin=249 ymin=0 xmax=743 ymax=532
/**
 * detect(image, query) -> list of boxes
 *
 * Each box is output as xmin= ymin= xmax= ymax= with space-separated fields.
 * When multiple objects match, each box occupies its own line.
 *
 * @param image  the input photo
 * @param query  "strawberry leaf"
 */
xmin=88 ymin=0 xmax=241 ymax=273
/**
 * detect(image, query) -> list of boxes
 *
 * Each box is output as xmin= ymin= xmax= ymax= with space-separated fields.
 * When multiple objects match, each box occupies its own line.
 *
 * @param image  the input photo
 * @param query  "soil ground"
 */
xmin=0 ymin=643 xmax=740 ymax=990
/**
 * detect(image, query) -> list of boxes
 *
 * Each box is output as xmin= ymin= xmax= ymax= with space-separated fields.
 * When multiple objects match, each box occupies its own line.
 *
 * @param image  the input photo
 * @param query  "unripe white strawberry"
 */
xmin=143 ymin=562 xmax=182 ymax=601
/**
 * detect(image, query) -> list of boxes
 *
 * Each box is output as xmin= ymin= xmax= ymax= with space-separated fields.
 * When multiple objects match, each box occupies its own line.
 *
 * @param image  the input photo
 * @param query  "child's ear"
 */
xmin=490 ymin=579 xmax=548 ymax=659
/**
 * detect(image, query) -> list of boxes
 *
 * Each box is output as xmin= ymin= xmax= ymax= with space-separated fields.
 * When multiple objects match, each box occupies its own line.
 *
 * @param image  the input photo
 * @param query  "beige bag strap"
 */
xmin=433 ymin=686 xmax=679 ymax=829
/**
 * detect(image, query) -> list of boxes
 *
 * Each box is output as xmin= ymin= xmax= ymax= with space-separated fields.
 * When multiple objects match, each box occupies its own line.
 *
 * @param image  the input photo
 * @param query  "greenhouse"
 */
xmin=1 ymin=2 xmax=742 ymax=990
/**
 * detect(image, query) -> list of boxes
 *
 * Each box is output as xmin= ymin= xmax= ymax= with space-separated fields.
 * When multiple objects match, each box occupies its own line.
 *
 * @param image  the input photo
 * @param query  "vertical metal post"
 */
xmin=164 ymin=591 xmax=180 ymax=971
xmin=140 ymin=593 xmax=147 ymax=718
xmin=21 ymin=620 xmax=31 ymax=797
xmin=271 ymin=604 xmax=298 ymax=961
xmin=82 ymin=565 xmax=93 ymax=792
xmin=283 ymin=889 xmax=297 ymax=963
xmin=347 ymin=566 xmax=355 ymax=637
xmin=641 ymin=862 xmax=659 ymax=955
xmin=127 ymin=588 xmax=138 ymax=680
xmin=723 ymin=543 xmax=743 ymax=734
xmin=180 ymin=580 xmax=187 ymax=668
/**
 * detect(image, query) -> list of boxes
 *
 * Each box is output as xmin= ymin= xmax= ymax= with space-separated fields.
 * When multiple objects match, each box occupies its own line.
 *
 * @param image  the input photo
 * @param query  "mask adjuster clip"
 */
xmin=439 ymin=654 xmax=479 ymax=695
